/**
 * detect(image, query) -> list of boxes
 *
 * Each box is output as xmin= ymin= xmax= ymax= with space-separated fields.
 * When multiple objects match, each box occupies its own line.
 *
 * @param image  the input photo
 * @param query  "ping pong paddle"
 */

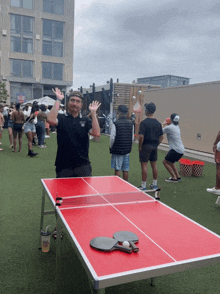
xmin=90 ymin=237 xmax=132 ymax=253
xmin=113 ymin=231 xmax=139 ymax=252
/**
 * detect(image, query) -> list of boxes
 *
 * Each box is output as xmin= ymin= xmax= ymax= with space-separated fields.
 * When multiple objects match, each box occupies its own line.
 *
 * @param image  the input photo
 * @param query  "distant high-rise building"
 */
xmin=0 ymin=0 xmax=74 ymax=104
xmin=137 ymin=75 xmax=190 ymax=88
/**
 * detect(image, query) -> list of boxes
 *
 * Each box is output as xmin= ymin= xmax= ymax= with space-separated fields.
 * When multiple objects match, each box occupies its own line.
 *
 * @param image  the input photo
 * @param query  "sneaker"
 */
xmin=177 ymin=177 xmax=181 ymax=181
xmin=149 ymin=184 xmax=159 ymax=190
xmin=138 ymin=186 xmax=147 ymax=191
xmin=45 ymin=135 xmax=50 ymax=138
xmin=39 ymin=145 xmax=47 ymax=148
xmin=206 ymin=187 xmax=220 ymax=195
xmin=165 ymin=178 xmax=178 ymax=183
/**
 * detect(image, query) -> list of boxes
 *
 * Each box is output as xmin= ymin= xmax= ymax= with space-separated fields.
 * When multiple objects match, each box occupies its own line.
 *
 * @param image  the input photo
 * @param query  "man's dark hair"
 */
xmin=15 ymin=103 xmax=21 ymax=111
xmin=40 ymin=104 xmax=46 ymax=112
xmin=117 ymin=105 xmax=128 ymax=114
xmin=31 ymin=102 xmax=39 ymax=114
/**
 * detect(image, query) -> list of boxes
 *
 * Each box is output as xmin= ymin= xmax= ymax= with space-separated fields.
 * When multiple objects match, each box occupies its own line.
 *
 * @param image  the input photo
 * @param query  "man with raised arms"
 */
xmin=47 ymin=88 xmax=101 ymax=178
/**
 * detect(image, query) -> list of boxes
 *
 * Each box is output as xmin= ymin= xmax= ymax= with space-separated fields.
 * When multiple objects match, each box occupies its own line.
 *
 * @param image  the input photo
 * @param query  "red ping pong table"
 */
xmin=40 ymin=176 xmax=220 ymax=293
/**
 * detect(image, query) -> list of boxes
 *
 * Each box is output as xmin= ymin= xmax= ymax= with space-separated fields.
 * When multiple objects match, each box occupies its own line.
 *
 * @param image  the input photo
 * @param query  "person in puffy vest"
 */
xmin=110 ymin=105 xmax=134 ymax=181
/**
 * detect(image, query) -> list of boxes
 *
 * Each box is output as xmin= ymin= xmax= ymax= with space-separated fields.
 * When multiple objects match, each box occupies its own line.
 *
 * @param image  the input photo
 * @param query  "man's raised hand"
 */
xmin=89 ymin=101 xmax=101 ymax=113
xmin=52 ymin=87 xmax=64 ymax=101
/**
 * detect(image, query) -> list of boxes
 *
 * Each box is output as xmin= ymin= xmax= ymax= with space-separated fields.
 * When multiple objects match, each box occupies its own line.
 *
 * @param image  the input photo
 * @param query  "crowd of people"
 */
xmin=109 ymin=102 xmax=184 ymax=190
xmin=1 ymin=89 xmax=220 ymax=196
xmin=0 ymin=101 xmax=64 ymax=156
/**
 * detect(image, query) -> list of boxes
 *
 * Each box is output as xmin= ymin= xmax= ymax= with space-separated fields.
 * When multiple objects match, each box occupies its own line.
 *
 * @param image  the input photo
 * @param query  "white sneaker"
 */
xmin=206 ymin=187 xmax=220 ymax=195
xmin=39 ymin=145 xmax=47 ymax=148
xmin=45 ymin=135 xmax=50 ymax=138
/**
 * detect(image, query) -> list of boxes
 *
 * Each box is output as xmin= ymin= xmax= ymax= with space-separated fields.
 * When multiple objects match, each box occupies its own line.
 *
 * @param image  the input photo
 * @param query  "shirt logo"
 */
xmin=80 ymin=121 xmax=86 ymax=127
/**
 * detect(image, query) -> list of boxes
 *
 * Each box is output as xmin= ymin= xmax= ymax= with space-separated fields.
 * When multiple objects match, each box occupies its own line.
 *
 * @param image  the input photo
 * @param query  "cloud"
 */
xmin=73 ymin=0 xmax=220 ymax=89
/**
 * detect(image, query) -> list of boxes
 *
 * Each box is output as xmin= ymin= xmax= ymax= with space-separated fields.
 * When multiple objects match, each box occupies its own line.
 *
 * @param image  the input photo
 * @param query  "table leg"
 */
xmin=55 ymin=210 xmax=62 ymax=293
xmin=151 ymin=277 xmax=156 ymax=286
xmin=39 ymin=188 xmax=46 ymax=249
xmin=89 ymin=281 xmax=105 ymax=294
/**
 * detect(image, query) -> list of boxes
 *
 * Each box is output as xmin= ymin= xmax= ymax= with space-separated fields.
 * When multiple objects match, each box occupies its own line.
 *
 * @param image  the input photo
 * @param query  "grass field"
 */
xmin=1 ymin=132 xmax=220 ymax=294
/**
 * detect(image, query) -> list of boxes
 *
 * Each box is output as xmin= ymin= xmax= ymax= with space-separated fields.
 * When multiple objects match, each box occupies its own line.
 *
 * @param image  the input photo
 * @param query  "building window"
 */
xmin=10 ymin=15 xmax=34 ymax=54
xmin=42 ymin=20 xmax=63 ymax=57
xmin=43 ymin=0 xmax=64 ymax=15
xmin=11 ymin=59 xmax=33 ymax=78
xmin=11 ymin=0 xmax=33 ymax=9
xmin=42 ymin=62 xmax=63 ymax=80
xmin=10 ymin=83 xmax=34 ymax=103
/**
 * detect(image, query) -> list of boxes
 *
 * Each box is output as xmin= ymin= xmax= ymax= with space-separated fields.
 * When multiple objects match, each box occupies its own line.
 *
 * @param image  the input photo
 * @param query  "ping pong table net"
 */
xmin=55 ymin=191 xmax=154 ymax=210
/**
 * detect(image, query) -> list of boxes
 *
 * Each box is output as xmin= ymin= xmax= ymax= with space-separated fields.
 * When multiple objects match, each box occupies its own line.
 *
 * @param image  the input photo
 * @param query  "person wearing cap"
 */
xmin=162 ymin=113 xmax=185 ymax=182
xmin=206 ymin=132 xmax=220 ymax=195
xmin=47 ymin=87 xmax=101 ymax=178
xmin=138 ymin=102 xmax=163 ymax=191
xmin=110 ymin=105 xmax=133 ymax=181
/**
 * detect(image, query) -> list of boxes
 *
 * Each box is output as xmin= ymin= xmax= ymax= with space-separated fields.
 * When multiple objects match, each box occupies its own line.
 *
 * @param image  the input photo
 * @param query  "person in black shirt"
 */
xmin=47 ymin=88 xmax=101 ymax=178
xmin=138 ymin=102 xmax=163 ymax=191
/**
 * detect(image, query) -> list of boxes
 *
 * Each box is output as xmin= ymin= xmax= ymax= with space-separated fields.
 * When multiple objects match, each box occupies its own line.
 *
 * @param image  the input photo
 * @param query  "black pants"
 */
xmin=56 ymin=164 xmax=92 ymax=178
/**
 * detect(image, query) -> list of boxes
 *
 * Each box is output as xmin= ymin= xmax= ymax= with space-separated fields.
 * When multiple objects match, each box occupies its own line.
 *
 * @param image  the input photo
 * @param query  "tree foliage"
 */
xmin=0 ymin=81 xmax=9 ymax=104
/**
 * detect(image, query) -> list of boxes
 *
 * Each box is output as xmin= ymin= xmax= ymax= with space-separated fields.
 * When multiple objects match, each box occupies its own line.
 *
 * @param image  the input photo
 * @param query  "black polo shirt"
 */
xmin=55 ymin=113 xmax=92 ymax=172
xmin=139 ymin=118 xmax=163 ymax=147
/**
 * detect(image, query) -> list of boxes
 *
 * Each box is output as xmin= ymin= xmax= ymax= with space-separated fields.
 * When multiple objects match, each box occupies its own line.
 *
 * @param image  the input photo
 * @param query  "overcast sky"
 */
xmin=73 ymin=0 xmax=220 ymax=90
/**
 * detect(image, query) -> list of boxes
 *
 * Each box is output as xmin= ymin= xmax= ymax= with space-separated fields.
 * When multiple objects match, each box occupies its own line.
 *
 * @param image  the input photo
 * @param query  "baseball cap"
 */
xmin=68 ymin=91 xmax=84 ymax=100
xmin=118 ymin=105 xmax=128 ymax=113
xmin=170 ymin=113 xmax=180 ymax=125
xmin=144 ymin=102 xmax=156 ymax=114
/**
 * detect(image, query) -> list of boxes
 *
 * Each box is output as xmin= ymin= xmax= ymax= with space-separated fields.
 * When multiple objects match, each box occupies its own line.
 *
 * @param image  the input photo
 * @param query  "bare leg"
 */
xmin=141 ymin=162 xmax=148 ymax=182
xmin=12 ymin=129 xmax=17 ymax=152
xmin=163 ymin=160 xmax=177 ymax=179
xmin=8 ymin=127 xmax=13 ymax=147
xmin=18 ymin=131 xmax=23 ymax=152
xmin=122 ymin=171 xmax=128 ymax=181
xmin=26 ymin=131 xmax=33 ymax=151
xmin=115 ymin=170 xmax=121 ymax=177
xmin=0 ymin=129 xmax=3 ymax=141
xmin=216 ymin=164 xmax=220 ymax=189
xmin=150 ymin=161 xmax=158 ymax=180
xmin=172 ymin=163 xmax=181 ymax=179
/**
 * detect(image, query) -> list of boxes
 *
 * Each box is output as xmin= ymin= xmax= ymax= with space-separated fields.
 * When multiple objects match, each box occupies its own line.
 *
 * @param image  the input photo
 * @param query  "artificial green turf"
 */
xmin=1 ymin=132 xmax=220 ymax=294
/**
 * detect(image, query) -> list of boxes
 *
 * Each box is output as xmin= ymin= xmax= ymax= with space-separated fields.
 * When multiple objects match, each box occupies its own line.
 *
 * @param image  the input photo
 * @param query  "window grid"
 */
xmin=42 ymin=19 xmax=64 ymax=57
xmin=42 ymin=62 xmax=63 ymax=80
xmin=11 ymin=59 xmax=33 ymax=78
xmin=43 ymin=0 xmax=64 ymax=15
xmin=10 ymin=14 xmax=34 ymax=54
xmin=11 ymin=0 xmax=33 ymax=9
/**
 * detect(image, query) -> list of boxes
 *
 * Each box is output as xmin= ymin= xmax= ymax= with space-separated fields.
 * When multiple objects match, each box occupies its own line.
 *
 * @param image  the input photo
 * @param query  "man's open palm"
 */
xmin=52 ymin=87 xmax=64 ymax=100
xmin=89 ymin=101 xmax=101 ymax=112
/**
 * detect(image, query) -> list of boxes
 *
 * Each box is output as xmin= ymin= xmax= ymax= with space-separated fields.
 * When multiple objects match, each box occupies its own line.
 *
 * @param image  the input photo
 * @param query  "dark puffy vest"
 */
xmin=110 ymin=117 xmax=133 ymax=155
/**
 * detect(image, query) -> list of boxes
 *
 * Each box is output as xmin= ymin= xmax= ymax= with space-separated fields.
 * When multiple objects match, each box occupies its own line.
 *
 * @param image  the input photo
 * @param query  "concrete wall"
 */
xmin=143 ymin=81 xmax=220 ymax=153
